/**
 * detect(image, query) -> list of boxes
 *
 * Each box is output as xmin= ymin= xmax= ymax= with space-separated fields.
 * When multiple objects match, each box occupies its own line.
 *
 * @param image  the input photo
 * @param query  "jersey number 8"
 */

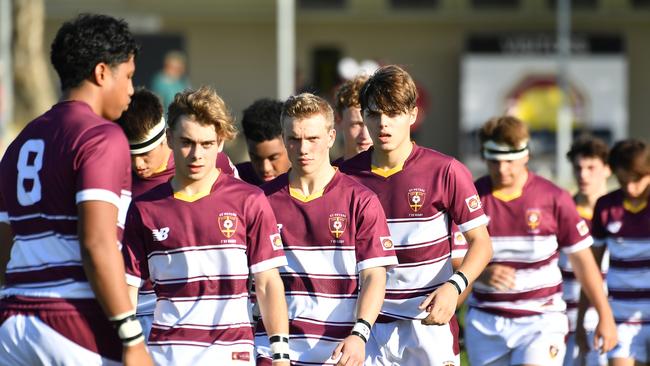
xmin=17 ymin=139 xmax=45 ymax=206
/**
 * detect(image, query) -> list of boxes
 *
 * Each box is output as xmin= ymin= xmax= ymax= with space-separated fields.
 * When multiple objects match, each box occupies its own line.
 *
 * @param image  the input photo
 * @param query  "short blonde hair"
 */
xmin=167 ymin=86 xmax=237 ymax=142
xmin=281 ymin=93 xmax=334 ymax=131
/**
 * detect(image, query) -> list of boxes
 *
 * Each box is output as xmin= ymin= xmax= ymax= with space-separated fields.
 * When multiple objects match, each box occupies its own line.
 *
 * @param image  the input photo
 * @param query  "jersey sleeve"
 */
xmin=121 ymin=204 xmax=150 ymax=288
xmin=590 ymin=197 xmax=608 ymax=247
xmin=0 ymin=189 xmax=7 ymax=224
xmin=74 ymin=124 xmax=132 ymax=209
xmin=450 ymin=222 xmax=468 ymax=259
xmin=557 ymin=189 xmax=594 ymax=254
xmin=245 ymin=191 xmax=287 ymax=273
xmin=354 ymin=193 xmax=398 ymax=272
xmin=443 ymin=159 xmax=489 ymax=233
xmin=217 ymin=152 xmax=239 ymax=179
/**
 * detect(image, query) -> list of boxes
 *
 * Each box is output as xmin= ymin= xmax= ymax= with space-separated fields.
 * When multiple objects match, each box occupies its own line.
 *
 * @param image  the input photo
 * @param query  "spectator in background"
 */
xmin=151 ymin=51 xmax=190 ymax=112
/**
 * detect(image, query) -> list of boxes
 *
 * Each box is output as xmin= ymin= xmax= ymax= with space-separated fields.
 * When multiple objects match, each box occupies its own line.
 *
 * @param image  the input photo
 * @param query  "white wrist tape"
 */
xmin=110 ymin=310 xmax=144 ymax=346
xmin=351 ymin=319 xmax=371 ymax=343
xmin=447 ymin=271 xmax=469 ymax=295
xmin=269 ymin=334 xmax=290 ymax=362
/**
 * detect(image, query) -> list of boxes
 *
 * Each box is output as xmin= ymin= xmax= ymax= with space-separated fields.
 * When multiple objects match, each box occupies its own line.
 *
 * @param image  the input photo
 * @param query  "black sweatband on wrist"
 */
xmin=351 ymin=330 xmax=368 ymax=343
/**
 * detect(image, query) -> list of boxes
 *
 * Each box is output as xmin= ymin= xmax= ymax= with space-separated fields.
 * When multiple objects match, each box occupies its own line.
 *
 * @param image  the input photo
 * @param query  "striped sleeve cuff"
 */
xmin=562 ymin=235 xmax=594 ymax=254
xmin=76 ymin=189 xmax=121 ymax=208
xmin=357 ymin=256 xmax=399 ymax=272
xmin=250 ymin=255 xmax=288 ymax=274
xmin=458 ymin=214 xmax=489 ymax=233
xmin=125 ymin=273 xmax=144 ymax=288
xmin=451 ymin=248 xmax=468 ymax=259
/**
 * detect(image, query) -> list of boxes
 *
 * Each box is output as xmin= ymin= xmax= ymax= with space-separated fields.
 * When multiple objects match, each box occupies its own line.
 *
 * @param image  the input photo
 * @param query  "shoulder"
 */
xmin=596 ymin=189 xmax=623 ymax=209
xmin=474 ymin=175 xmax=493 ymax=195
xmin=260 ymin=173 xmax=288 ymax=197
xmin=528 ymin=173 xmax=568 ymax=197
xmin=339 ymin=150 xmax=371 ymax=174
xmin=336 ymin=172 xmax=377 ymax=200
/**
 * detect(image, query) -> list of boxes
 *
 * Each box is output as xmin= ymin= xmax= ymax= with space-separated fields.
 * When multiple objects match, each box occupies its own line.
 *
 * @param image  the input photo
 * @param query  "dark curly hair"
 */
xmin=609 ymin=139 xmax=650 ymax=176
xmin=50 ymin=13 xmax=139 ymax=91
xmin=116 ymin=88 xmax=163 ymax=142
xmin=241 ymin=98 xmax=283 ymax=143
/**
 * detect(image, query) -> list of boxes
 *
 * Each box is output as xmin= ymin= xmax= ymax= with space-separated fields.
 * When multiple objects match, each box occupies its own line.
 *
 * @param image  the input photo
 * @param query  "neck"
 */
xmin=576 ymin=184 xmax=608 ymax=210
xmin=494 ymin=169 xmax=529 ymax=194
xmin=372 ymin=141 xmax=413 ymax=170
xmin=171 ymin=167 xmax=220 ymax=197
xmin=64 ymin=83 xmax=104 ymax=119
xmin=289 ymin=164 xmax=336 ymax=197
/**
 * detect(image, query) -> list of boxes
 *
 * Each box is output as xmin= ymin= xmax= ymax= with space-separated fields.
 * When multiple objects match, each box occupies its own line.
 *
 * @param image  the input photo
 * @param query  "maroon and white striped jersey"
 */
xmin=0 ymin=101 xmax=132 ymax=300
xmin=558 ymin=203 xmax=608 ymax=332
xmin=470 ymin=173 xmax=593 ymax=317
xmin=255 ymin=171 xmax=398 ymax=364
xmin=131 ymin=151 xmax=239 ymax=318
xmin=122 ymin=174 xmax=286 ymax=363
xmin=592 ymin=190 xmax=650 ymax=324
xmin=340 ymin=145 xmax=488 ymax=321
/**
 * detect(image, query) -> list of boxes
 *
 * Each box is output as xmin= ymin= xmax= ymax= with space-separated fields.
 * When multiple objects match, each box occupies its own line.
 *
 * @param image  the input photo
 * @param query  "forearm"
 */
xmin=79 ymin=201 xmax=135 ymax=318
xmin=356 ymin=267 xmax=387 ymax=325
xmin=456 ymin=226 xmax=493 ymax=284
xmin=0 ymin=223 xmax=14 ymax=286
xmin=255 ymin=269 xmax=289 ymax=336
xmin=452 ymin=257 xmax=471 ymax=305
xmin=569 ymin=249 xmax=612 ymax=318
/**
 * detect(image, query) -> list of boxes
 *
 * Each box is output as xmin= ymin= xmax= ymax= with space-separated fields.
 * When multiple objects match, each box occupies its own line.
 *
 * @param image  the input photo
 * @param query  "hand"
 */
xmin=418 ymin=282 xmax=458 ymax=325
xmin=477 ymin=264 xmax=515 ymax=290
xmin=123 ymin=341 xmax=153 ymax=366
xmin=331 ymin=334 xmax=365 ymax=366
xmin=593 ymin=314 xmax=617 ymax=354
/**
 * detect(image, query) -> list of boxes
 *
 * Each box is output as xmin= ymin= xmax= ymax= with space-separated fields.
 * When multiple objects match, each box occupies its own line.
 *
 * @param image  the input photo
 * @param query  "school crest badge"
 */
xmin=380 ymin=236 xmax=394 ymax=250
xmin=526 ymin=209 xmax=541 ymax=231
xmin=408 ymin=189 xmax=426 ymax=212
xmin=270 ymin=233 xmax=283 ymax=250
xmin=218 ymin=213 xmax=238 ymax=238
xmin=329 ymin=214 xmax=347 ymax=239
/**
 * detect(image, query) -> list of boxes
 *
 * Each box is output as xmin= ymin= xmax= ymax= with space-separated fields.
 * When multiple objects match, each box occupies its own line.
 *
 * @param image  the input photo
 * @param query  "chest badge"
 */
xmin=526 ymin=209 xmax=541 ymax=231
xmin=329 ymin=214 xmax=347 ymax=239
xmin=218 ymin=213 xmax=238 ymax=238
xmin=408 ymin=189 xmax=426 ymax=212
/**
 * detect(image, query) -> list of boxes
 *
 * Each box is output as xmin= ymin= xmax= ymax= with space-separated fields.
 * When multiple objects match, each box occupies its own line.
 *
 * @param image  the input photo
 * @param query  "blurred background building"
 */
xmin=1 ymin=0 xmax=650 ymax=183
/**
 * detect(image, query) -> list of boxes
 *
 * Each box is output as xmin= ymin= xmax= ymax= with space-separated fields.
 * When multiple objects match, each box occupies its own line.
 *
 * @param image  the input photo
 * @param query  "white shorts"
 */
xmin=465 ymin=308 xmax=568 ymax=366
xmin=365 ymin=317 xmax=460 ymax=366
xmin=0 ymin=314 xmax=120 ymax=366
xmin=150 ymin=343 xmax=255 ymax=366
xmin=608 ymin=322 xmax=650 ymax=363
xmin=564 ymin=331 xmax=608 ymax=366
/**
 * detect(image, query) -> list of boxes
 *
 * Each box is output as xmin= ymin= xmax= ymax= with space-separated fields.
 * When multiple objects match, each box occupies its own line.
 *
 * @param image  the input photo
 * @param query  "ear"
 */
xmin=93 ymin=62 xmax=111 ymax=86
xmin=166 ymin=129 xmax=174 ymax=150
xmin=409 ymin=106 xmax=419 ymax=126
xmin=327 ymin=128 xmax=337 ymax=148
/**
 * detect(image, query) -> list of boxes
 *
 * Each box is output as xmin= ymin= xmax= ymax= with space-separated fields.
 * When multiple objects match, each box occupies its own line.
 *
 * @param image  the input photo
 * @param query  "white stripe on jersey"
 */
xmin=6 ymin=234 xmax=80 ymax=271
xmin=250 ymin=256 xmax=288 ymax=274
xmin=606 ymin=237 xmax=650 ymax=259
xmin=283 ymin=248 xmax=357 ymax=276
xmin=611 ymin=300 xmax=650 ymax=323
xmin=607 ymin=268 xmax=650 ymax=291
xmin=490 ymin=235 xmax=558 ymax=262
xmin=387 ymin=213 xmax=448 ymax=246
xmin=473 ymin=261 xmax=562 ymax=294
xmin=2 ymin=281 xmax=95 ymax=299
xmin=287 ymin=296 xmax=358 ymax=323
xmin=458 ymin=214 xmax=490 ymax=233
xmin=126 ymin=273 xmax=143 ymax=288
xmin=473 ymin=293 xmax=566 ymax=314
xmin=154 ymin=297 xmax=252 ymax=327
xmin=7 ymin=213 xmax=77 ymax=221
xmin=562 ymin=235 xmax=593 ymax=254
xmin=148 ymin=246 xmax=249 ymax=282
xmin=358 ymin=256 xmax=398 ymax=272
xmin=76 ymin=188 xmax=121 ymax=207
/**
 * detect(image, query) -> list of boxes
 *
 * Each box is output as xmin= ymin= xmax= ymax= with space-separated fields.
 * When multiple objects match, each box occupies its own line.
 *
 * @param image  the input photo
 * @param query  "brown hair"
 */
xmin=609 ymin=139 xmax=650 ymax=176
xmin=359 ymin=65 xmax=417 ymax=115
xmin=116 ymin=88 xmax=163 ymax=141
xmin=167 ymin=86 xmax=237 ymax=141
xmin=566 ymin=135 xmax=609 ymax=164
xmin=479 ymin=116 xmax=530 ymax=147
xmin=334 ymin=75 xmax=369 ymax=118
xmin=281 ymin=93 xmax=334 ymax=130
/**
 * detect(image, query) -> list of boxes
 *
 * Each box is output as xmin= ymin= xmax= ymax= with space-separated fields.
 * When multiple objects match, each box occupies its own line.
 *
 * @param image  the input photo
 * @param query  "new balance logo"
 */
xmin=152 ymin=227 xmax=170 ymax=241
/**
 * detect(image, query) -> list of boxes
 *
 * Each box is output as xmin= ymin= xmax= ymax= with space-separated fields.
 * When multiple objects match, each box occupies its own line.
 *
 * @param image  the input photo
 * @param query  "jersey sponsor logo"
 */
xmin=442 ymin=362 xmax=456 ymax=366
xmin=329 ymin=214 xmax=347 ymax=239
xmin=152 ymin=227 xmax=170 ymax=241
xmin=526 ymin=208 xmax=541 ymax=232
xmin=231 ymin=351 xmax=250 ymax=361
xmin=576 ymin=220 xmax=589 ymax=236
xmin=606 ymin=220 xmax=622 ymax=234
xmin=380 ymin=236 xmax=394 ymax=250
xmin=270 ymin=233 xmax=283 ymax=250
xmin=465 ymin=194 xmax=482 ymax=213
xmin=549 ymin=344 xmax=559 ymax=359
xmin=218 ymin=213 xmax=238 ymax=238
xmin=453 ymin=231 xmax=467 ymax=245
xmin=408 ymin=188 xmax=426 ymax=212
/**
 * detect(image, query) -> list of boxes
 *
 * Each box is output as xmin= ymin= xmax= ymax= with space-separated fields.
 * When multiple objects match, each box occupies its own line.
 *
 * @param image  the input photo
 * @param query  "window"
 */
xmin=389 ymin=0 xmax=439 ymax=9
xmin=298 ymin=0 xmax=346 ymax=9
xmin=471 ymin=0 xmax=519 ymax=9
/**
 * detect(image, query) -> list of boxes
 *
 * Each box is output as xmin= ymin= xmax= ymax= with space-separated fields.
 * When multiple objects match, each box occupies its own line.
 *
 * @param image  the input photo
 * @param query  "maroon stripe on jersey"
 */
xmin=0 ymin=296 xmax=121 ymax=361
xmin=281 ymin=274 xmax=359 ymax=296
xmin=155 ymin=278 xmax=248 ymax=299
xmin=609 ymin=258 xmax=650 ymax=269
xmin=384 ymin=284 xmax=441 ymax=300
xmin=149 ymin=323 xmax=254 ymax=344
xmin=472 ymin=306 xmax=542 ymax=318
xmin=10 ymin=219 xmax=77 ymax=237
xmin=257 ymin=318 xmax=352 ymax=340
xmin=472 ymin=283 xmax=562 ymax=303
xmin=5 ymin=265 xmax=86 ymax=285
xmin=609 ymin=289 xmax=650 ymax=300
xmin=491 ymin=252 xmax=559 ymax=270
xmin=395 ymin=241 xmax=451 ymax=265
xmin=147 ymin=244 xmax=246 ymax=257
